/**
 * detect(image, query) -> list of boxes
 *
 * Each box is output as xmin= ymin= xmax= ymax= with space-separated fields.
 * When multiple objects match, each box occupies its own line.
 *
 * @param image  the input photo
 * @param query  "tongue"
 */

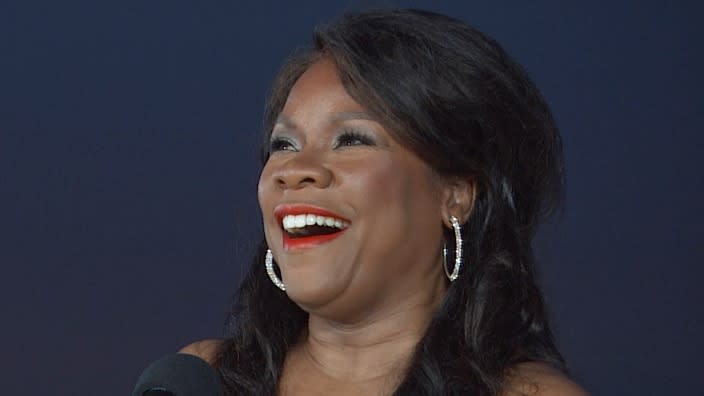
xmin=288 ymin=225 xmax=342 ymax=238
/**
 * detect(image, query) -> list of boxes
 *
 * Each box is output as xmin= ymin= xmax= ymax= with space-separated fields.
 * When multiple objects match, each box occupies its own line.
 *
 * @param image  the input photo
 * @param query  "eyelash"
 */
xmin=269 ymin=129 xmax=375 ymax=153
xmin=334 ymin=130 xmax=375 ymax=148
xmin=269 ymin=136 xmax=297 ymax=152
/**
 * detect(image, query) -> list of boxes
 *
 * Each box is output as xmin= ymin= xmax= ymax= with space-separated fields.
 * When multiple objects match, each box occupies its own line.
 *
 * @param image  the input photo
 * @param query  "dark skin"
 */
xmin=182 ymin=59 xmax=588 ymax=396
xmin=259 ymin=58 xmax=467 ymax=395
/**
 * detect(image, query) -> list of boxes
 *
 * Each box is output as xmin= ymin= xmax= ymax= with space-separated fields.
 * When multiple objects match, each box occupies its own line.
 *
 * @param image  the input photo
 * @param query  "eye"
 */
xmin=269 ymin=136 xmax=298 ymax=152
xmin=334 ymin=130 xmax=375 ymax=148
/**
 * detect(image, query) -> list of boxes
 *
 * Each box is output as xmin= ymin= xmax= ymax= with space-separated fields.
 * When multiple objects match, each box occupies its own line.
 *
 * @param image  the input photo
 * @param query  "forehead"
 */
xmin=282 ymin=58 xmax=365 ymax=117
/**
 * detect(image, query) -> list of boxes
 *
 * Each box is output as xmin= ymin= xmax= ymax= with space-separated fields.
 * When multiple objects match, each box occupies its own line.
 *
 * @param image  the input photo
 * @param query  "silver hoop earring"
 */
xmin=443 ymin=216 xmax=463 ymax=282
xmin=265 ymin=249 xmax=286 ymax=291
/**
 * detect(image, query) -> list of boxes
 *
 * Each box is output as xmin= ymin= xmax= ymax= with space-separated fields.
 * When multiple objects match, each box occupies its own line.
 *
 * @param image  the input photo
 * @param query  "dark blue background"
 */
xmin=1 ymin=1 xmax=702 ymax=394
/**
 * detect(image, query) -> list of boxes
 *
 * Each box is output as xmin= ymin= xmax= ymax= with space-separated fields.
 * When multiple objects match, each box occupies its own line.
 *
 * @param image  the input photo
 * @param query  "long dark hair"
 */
xmin=216 ymin=9 xmax=566 ymax=395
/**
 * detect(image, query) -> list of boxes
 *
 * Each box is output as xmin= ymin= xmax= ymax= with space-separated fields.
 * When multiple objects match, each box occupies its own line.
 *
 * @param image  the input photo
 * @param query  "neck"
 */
xmin=299 ymin=278 xmax=447 ymax=383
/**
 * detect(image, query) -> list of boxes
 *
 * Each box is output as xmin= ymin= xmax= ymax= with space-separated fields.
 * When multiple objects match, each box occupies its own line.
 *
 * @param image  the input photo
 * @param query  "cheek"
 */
xmin=344 ymin=158 xmax=399 ymax=202
xmin=257 ymin=165 xmax=278 ymax=245
xmin=257 ymin=163 xmax=275 ymax=208
xmin=345 ymin=157 xmax=435 ymax=214
xmin=372 ymin=161 xmax=441 ymax=229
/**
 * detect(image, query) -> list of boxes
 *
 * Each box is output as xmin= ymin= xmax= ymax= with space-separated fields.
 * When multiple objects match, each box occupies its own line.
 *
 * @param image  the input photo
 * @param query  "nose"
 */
xmin=272 ymin=151 xmax=333 ymax=190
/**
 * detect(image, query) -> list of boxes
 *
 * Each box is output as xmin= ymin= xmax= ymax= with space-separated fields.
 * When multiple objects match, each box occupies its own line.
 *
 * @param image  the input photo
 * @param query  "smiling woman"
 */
xmin=180 ymin=8 xmax=588 ymax=396
xmin=259 ymin=58 xmax=454 ymax=320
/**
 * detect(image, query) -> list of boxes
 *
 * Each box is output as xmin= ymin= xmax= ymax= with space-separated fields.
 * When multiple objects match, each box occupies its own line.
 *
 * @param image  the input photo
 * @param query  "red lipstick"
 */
xmin=274 ymin=204 xmax=350 ymax=251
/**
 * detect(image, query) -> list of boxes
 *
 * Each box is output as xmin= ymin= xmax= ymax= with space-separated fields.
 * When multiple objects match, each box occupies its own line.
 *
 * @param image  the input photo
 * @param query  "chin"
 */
xmin=281 ymin=272 xmax=349 ymax=313
xmin=286 ymin=286 xmax=343 ymax=314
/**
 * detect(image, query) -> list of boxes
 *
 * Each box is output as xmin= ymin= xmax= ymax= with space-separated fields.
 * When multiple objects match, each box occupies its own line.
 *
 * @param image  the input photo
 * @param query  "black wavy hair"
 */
xmin=215 ymin=8 xmax=566 ymax=395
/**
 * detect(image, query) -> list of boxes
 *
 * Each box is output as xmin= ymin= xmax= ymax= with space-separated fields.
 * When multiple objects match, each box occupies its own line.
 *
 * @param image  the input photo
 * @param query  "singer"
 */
xmin=181 ymin=9 xmax=587 ymax=395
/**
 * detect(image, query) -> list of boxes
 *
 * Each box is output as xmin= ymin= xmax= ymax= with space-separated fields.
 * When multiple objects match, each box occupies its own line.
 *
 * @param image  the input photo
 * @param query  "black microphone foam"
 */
xmin=132 ymin=353 xmax=222 ymax=396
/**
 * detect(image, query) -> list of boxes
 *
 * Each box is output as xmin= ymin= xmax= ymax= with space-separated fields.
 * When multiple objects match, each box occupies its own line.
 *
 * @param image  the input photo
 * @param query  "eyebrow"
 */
xmin=274 ymin=111 xmax=378 ymax=129
xmin=275 ymin=114 xmax=297 ymax=129
xmin=330 ymin=111 xmax=378 ymax=123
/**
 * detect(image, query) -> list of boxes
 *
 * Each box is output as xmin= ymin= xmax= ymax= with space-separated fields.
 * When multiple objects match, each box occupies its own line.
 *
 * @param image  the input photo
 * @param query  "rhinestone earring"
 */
xmin=265 ymin=249 xmax=286 ymax=291
xmin=443 ymin=216 xmax=463 ymax=282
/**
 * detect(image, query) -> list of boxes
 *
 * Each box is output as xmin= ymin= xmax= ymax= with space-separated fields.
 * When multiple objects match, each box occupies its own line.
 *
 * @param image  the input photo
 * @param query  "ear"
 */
xmin=440 ymin=177 xmax=477 ymax=227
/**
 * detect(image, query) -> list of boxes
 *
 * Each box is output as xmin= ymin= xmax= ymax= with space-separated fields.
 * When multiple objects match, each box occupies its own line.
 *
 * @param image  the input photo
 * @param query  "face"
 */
xmin=258 ymin=59 xmax=448 ymax=321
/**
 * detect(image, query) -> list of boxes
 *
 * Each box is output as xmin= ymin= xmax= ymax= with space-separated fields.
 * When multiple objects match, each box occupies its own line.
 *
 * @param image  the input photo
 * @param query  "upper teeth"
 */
xmin=282 ymin=214 xmax=349 ymax=231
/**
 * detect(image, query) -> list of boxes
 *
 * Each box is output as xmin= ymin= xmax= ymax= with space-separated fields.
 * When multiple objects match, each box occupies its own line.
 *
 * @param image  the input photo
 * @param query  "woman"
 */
xmin=183 ymin=8 xmax=588 ymax=396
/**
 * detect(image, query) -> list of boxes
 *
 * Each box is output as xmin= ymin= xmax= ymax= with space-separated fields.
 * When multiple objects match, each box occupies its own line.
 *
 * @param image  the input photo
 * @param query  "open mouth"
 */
xmin=274 ymin=204 xmax=351 ymax=250
xmin=275 ymin=207 xmax=350 ymax=250
xmin=282 ymin=214 xmax=349 ymax=238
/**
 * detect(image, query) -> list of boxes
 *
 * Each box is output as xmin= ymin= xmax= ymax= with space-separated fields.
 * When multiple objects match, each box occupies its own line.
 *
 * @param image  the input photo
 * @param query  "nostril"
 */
xmin=276 ymin=173 xmax=319 ymax=189
xmin=299 ymin=176 xmax=317 ymax=185
xmin=271 ymin=156 xmax=333 ymax=190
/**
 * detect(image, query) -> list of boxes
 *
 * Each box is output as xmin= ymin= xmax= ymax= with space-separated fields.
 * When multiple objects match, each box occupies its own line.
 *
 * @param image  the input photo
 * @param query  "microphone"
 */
xmin=132 ymin=353 xmax=223 ymax=396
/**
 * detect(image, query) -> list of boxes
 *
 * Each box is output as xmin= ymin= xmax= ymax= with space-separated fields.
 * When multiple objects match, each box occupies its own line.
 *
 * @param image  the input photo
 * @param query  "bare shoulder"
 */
xmin=178 ymin=339 xmax=222 ymax=365
xmin=502 ymin=362 xmax=590 ymax=396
